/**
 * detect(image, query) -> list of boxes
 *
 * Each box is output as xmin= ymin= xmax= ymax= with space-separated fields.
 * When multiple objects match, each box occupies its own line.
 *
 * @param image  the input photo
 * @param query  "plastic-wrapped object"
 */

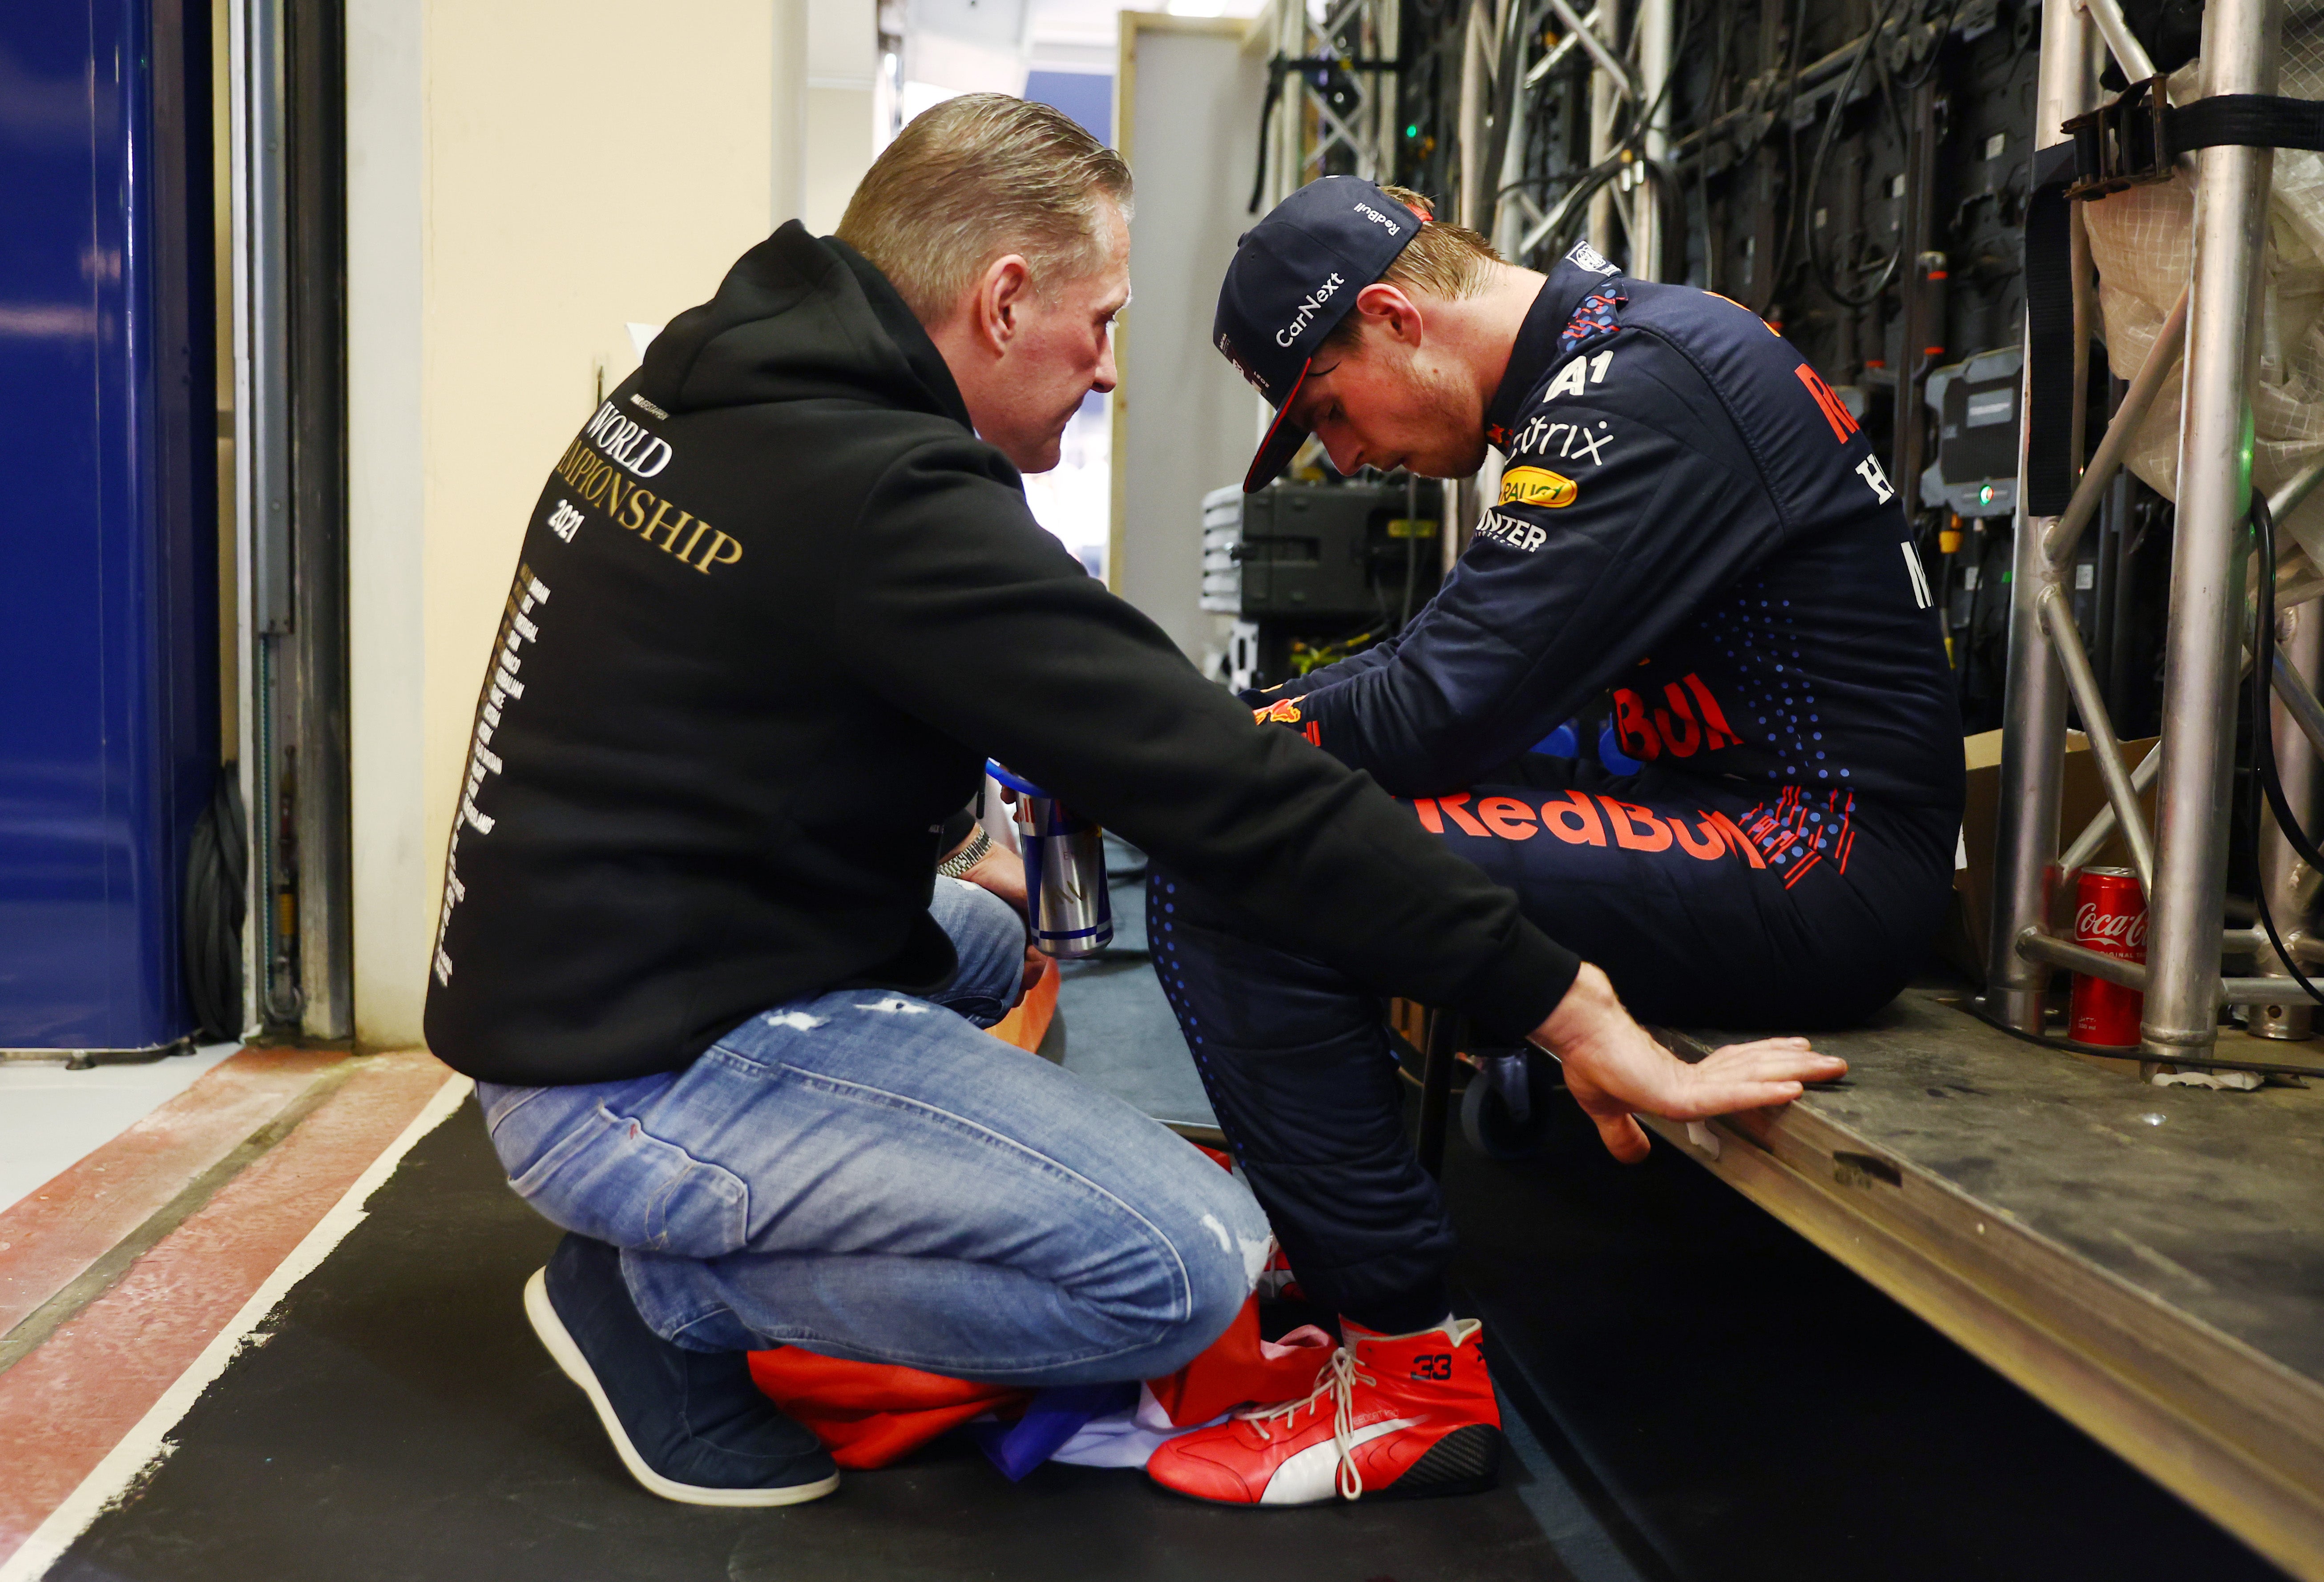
xmin=2081 ymin=17 xmax=2324 ymax=555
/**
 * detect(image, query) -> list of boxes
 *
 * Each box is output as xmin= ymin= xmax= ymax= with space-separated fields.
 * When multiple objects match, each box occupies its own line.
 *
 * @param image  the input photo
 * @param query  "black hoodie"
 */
xmin=421 ymin=225 xmax=1579 ymax=1086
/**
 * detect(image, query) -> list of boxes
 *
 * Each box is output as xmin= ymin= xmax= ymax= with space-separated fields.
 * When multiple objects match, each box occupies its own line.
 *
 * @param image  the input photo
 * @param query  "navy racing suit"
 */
xmin=1152 ymin=243 xmax=1964 ymax=1332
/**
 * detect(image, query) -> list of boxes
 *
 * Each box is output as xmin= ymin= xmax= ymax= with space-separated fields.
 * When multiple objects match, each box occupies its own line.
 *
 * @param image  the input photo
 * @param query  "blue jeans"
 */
xmin=477 ymin=877 xmax=1268 ymax=1386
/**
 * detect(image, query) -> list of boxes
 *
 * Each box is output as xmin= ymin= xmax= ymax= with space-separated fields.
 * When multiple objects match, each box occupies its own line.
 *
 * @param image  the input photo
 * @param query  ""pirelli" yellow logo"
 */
xmin=1498 ymin=466 xmax=1578 ymax=508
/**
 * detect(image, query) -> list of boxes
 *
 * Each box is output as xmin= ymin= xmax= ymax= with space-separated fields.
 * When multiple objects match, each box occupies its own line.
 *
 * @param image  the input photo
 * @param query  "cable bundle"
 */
xmin=183 ymin=764 xmax=248 ymax=1041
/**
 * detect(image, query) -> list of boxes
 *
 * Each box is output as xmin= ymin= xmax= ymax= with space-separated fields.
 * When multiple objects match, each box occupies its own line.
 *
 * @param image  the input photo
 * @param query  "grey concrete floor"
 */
xmin=1052 ymin=848 xmax=1217 ymax=1131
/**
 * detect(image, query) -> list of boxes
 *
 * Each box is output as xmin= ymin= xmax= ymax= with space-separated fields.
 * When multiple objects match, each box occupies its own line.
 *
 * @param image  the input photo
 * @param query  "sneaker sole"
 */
xmin=524 ymin=1267 xmax=841 ymax=1508
xmin=1148 ymin=1423 xmax=1504 ymax=1509
xmin=1375 ymin=1422 xmax=1502 ymax=1500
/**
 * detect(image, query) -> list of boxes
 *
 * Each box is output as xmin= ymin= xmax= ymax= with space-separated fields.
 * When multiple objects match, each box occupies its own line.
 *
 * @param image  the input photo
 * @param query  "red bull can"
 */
xmin=986 ymin=762 xmax=1114 ymax=959
xmin=2069 ymin=866 xmax=2146 ymax=1047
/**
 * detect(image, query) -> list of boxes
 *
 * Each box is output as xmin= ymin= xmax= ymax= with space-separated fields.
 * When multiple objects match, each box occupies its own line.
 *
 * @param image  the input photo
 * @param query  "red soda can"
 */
xmin=2069 ymin=866 xmax=2147 ymax=1046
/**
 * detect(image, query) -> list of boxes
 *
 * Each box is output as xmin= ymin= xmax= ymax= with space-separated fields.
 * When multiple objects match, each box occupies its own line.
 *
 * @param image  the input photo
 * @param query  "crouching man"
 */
xmin=423 ymin=101 xmax=1841 ymax=1512
xmin=1127 ymin=178 xmax=1961 ymax=1505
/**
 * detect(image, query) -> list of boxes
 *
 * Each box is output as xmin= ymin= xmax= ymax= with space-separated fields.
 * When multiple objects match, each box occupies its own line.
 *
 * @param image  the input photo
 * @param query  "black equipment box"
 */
xmin=1201 ymin=481 xmax=1432 ymax=620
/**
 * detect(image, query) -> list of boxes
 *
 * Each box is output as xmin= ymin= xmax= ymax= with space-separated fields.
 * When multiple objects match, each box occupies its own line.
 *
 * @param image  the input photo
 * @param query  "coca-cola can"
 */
xmin=2069 ymin=866 xmax=2147 ymax=1046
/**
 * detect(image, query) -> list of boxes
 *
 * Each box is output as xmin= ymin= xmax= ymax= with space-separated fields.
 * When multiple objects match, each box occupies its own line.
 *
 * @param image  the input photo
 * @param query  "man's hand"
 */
xmin=941 ymin=835 xmax=1045 ymax=999
xmin=952 ymin=834 xmax=1029 ymax=912
xmin=1526 ymin=964 xmax=1845 ymax=1163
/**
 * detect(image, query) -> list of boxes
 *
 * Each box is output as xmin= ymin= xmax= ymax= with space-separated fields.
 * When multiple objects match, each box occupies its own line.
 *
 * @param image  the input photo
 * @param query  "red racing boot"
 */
xmin=1145 ymin=1317 xmax=1502 ymax=1505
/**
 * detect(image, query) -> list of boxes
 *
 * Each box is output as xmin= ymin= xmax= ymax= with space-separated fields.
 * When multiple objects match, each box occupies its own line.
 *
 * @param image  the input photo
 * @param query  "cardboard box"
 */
xmin=1942 ymin=730 xmax=2160 ymax=984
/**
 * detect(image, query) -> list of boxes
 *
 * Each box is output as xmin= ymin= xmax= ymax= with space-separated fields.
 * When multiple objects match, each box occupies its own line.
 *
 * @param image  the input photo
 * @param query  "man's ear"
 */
xmin=969 ymin=254 xmax=1034 ymax=357
xmin=1352 ymin=282 xmax=1424 ymax=348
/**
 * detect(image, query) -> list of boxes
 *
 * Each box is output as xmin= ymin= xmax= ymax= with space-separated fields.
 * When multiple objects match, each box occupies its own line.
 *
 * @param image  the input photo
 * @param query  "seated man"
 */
xmin=423 ymin=104 xmax=1840 ymax=1513
xmin=1138 ymin=180 xmax=1961 ymax=1501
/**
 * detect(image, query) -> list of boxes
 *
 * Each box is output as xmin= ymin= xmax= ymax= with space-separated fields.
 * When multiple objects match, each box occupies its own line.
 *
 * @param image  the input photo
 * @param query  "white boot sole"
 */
xmin=524 ymin=1267 xmax=841 ymax=1508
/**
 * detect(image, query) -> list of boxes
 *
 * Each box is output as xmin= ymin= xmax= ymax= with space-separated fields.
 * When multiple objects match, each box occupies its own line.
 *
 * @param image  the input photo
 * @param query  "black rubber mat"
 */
xmin=1056 ymin=863 xmax=1218 ymax=1130
xmin=52 ymin=1097 xmax=1579 ymax=1582
xmin=47 ymin=1074 xmax=2289 ymax=1581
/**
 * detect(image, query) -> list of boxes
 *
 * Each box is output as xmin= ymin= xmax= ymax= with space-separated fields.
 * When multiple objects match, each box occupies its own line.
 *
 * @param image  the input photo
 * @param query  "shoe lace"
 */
xmin=1233 ymin=1344 xmax=1375 ymax=1501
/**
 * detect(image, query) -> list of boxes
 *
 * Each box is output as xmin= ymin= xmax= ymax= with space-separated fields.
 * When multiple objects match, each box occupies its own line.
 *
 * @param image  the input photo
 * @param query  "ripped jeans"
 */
xmin=476 ymin=877 xmax=1268 ymax=1386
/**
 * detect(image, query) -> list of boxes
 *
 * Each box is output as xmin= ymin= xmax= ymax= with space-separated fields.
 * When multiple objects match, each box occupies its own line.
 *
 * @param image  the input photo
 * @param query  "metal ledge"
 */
xmin=1656 ymin=992 xmax=2324 ymax=1580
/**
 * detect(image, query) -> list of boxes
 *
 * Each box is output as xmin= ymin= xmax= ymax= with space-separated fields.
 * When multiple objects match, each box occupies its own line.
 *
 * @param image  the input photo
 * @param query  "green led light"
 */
xmin=1978 ymin=483 xmax=1994 ymax=505
xmin=1405 ymin=123 xmax=1420 ymax=138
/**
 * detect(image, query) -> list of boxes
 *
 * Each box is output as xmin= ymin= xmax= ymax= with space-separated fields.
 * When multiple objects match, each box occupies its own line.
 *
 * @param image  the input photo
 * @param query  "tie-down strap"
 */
xmin=2064 ymin=75 xmax=2324 ymax=200
xmin=2017 ymin=79 xmax=2324 ymax=515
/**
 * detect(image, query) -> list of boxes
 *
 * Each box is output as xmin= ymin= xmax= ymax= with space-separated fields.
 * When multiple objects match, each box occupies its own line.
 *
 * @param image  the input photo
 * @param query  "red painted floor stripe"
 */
xmin=0 ymin=1051 xmax=460 ymax=1570
xmin=0 ymin=1048 xmax=340 ymax=1338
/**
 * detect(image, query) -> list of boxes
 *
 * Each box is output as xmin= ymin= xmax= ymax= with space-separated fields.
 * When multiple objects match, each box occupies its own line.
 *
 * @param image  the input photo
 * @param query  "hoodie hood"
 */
xmin=637 ymin=222 xmax=974 ymax=431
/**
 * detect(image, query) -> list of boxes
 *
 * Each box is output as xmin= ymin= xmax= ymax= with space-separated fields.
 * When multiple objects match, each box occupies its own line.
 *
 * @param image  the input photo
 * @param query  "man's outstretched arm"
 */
xmin=1529 ymin=965 xmax=1844 ymax=1161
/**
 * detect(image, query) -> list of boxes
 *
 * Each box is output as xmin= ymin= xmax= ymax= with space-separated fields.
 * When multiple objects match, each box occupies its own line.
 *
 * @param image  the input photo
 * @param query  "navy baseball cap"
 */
xmin=1214 ymin=176 xmax=1424 ymax=493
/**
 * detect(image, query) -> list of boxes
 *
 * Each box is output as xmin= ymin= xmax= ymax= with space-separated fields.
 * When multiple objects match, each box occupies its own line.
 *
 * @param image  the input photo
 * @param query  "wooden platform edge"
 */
xmin=1641 ymin=1057 xmax=2324 ymax=1582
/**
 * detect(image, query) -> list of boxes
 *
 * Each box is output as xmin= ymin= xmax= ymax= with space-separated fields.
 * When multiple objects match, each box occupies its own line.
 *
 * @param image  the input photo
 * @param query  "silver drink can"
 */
xmin=986 ymin=763 xmax=1114 ymax=958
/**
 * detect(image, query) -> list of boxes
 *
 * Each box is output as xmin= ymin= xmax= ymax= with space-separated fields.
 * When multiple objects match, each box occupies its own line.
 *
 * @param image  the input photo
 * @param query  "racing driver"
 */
xmin=1137 ymin=177 xmax=1962 ymax=1506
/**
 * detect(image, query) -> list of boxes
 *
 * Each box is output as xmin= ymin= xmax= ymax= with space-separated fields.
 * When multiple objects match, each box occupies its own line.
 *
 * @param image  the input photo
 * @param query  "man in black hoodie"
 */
xmin=423 ymin=95 xmax=1839 ymax=1509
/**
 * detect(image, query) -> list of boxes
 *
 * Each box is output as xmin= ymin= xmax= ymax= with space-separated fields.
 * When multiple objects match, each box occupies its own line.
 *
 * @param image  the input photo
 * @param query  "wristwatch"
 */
xmin=936 ymin=827 xmax=993 ymax=880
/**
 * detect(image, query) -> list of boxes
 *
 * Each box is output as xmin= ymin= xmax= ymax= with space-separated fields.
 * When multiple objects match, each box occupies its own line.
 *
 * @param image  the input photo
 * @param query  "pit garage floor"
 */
xmin=0 ymin=876 xmax=2309 ymax=1581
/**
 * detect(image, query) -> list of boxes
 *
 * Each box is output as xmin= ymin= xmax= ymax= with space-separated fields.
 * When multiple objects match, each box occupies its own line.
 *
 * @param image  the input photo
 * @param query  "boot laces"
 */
xmin=1234 ymin=1343 xmax=1375 ymax=1500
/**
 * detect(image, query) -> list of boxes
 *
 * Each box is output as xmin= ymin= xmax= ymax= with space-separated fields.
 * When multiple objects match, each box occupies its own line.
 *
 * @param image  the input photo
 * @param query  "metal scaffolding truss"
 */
xmin=1987 ymin=0 xmax=2324 ymax=1067
xmin=1255 ymin=0 xmax=1403 ymax=212
xmin=1448 ymin=0 xmax=1674 ymax=279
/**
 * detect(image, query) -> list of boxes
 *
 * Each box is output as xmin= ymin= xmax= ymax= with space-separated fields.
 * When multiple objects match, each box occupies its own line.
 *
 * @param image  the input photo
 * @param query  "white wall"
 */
xmin=1112 ymin=15 xmax=1267 ymax=665
xmin=345 ymin=1 xmax=876 ymax=1050
xmin=345 ymin=0 xmax=430 ymax=1052
xmin=807 ymin=0 xmax=879 ymax=232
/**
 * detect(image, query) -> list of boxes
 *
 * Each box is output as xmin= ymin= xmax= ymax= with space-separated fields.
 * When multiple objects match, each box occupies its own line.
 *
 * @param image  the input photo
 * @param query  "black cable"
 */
xmin=2245 ymin=492 xmax=2324 ymax=1005
xmin=1703 ymin=0 xmax=1733 ymax=127
xmin=182 ymin=763 xmax=248 ymax=1042
xmin=1688 ymin=0 xmax=1731 ymax=287
xmin=1501 ymin=0 xmax=1700 ymax=268
xmin=1761 ymin=0 xmax=1816 ymax=299
xmin=1248 ymin=62 xmax=1283 ymax=215
xmin=1890 ymin=0 xmax=1964 ymax=90
xmin=1797 ymin=0 xmax=1909 ymax=309
xmin=1478 ymin=0 xmax=1532 ymax=230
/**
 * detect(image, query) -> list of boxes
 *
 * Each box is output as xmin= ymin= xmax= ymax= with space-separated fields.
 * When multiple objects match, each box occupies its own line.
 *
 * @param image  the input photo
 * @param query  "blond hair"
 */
xmin=837 ymin=94 xmax=1134 ymax=324
xmin=1322 ymin=185 xmax=1503 ymax=349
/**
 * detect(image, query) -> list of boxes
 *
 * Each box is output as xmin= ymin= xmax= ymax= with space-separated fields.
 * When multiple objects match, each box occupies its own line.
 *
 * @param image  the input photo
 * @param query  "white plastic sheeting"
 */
xmin=2082 ymin=12 xmax=2324 ymax=555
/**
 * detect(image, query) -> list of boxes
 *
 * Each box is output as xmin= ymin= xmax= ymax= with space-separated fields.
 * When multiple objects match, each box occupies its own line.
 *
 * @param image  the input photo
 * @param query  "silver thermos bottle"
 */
xmin=985 ymin=761 xmax=1113 ymax=958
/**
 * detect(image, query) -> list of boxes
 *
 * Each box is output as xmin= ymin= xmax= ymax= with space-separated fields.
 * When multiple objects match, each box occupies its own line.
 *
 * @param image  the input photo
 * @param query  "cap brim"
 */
xmin=1242 ymin=359 xmax=1313 ymax=493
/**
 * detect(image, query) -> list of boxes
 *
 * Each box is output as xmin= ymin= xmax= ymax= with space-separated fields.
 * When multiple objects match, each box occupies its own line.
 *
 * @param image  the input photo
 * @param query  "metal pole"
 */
xmin=2076 ymin=0 xmax=2162 ymax=87
xmin=286 ymin=0 xmax=353 ymax=1041
xmin=233 ymin=0 xmax=300 ymax=1033
xmin=1633 ymin=0 xmax=1673 ymax=280
xmin=1452 ymin=0 xmax=1493 ymax=574
xmin=2041 ymin=283 xmax=2191 ymax=568
xmin=2251 ymin=603 xmax=2320 ymax=1038
xmin=1586 ymin=0 xmax=1625 ymax=255
xmin=2060 ymin=742 xmax=2163 ymax=872
xmin=1416 ymin=1010 xmax=1463 ymax=1178
xmin=1458 ymin=0 xmax=1492 ymax=234
xmin=2037 ymin=586 xmax=2156 ymax=890
xmin=1376 ymin=0 xmax=1401 ymax=205
xmin=1272 ymin=0 xmax=1304 ymax=206
xmin=1492 ymin=2 xmax=1531 ymax=257
xmin=2142 ymin=0 xmax=2283 ymax=1060
xmin=1985 ymin=0 xmax=2099 ymax=1031
xmin=2276 ymin=654 xmax=2324 ymax=761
